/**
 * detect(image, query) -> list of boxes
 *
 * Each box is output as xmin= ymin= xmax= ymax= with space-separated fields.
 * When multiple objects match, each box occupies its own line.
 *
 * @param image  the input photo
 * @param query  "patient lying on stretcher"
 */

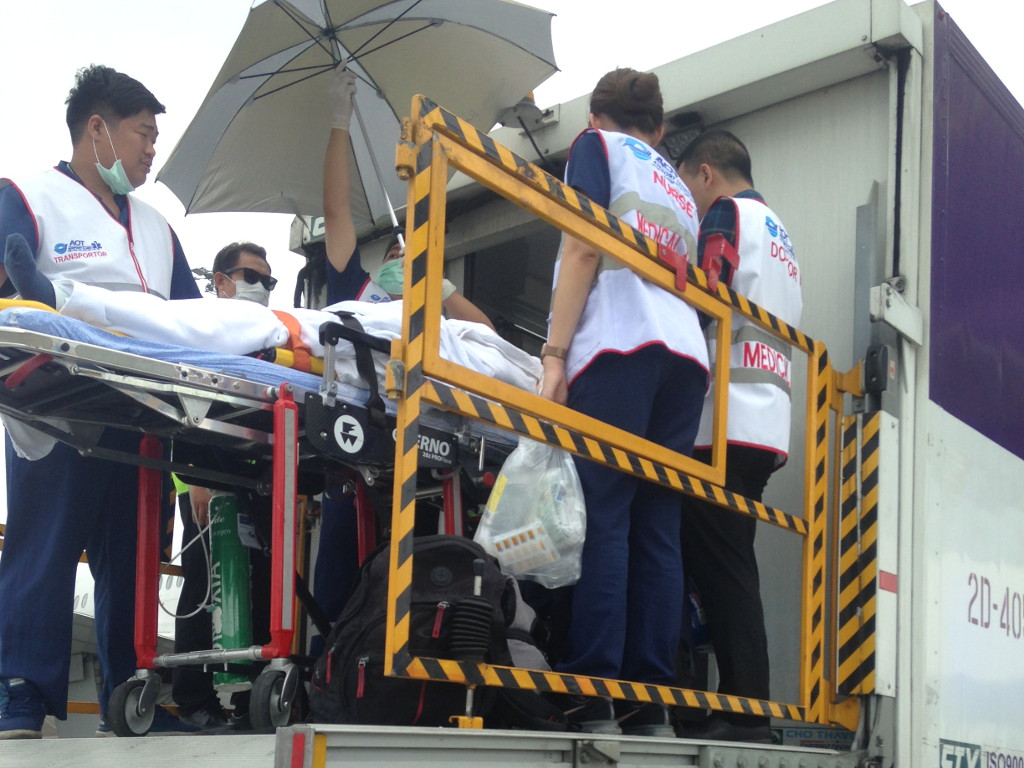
xmin=2 ymin=240 xmax=542 ymax=395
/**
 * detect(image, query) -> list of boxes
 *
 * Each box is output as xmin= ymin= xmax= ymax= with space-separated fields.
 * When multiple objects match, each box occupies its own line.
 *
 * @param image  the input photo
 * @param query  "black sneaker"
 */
xmin=149 ymin=708 xmax=205 ymax=736
xmin=178 ymin=701 xmax=230 ymax=733
xmin=95 ymin=716 xmax=115 ymax=738
xmin=229 ymin=711 xmax=252 ymax=732
xmin=615 ymin=701 xmax=674 ymax=738
xmin=546 ymin=694 xmax=621 ymax=735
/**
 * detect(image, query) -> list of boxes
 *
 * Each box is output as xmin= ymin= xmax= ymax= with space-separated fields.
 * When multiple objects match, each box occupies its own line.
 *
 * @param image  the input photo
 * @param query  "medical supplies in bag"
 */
xmin=474 ymin=438 xmax=585 ymax=589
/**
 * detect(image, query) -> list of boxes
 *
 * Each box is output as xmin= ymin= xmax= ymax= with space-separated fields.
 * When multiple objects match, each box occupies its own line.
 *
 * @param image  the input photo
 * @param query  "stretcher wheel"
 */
xmin=249 ymin=668 xmax=295 ymax=731
xmin=108 ymin=679 xmax=153 ymax=737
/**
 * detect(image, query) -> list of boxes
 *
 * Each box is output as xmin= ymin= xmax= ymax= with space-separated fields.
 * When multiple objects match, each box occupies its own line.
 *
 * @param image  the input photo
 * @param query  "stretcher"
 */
xmin=0 ymin=303 xmax=523 ymax=734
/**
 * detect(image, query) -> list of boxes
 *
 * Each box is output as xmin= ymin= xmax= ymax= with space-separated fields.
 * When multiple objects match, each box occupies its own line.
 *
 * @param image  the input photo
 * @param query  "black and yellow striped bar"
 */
xmin=412 ymin=97 xmax=815 ymax=356
xmin=383 ymin=113 xmax=439 ymax=675
xmin=422 ymin=378 xmax=808 ymax=536
xmin=836 ymin=413 xmax=879 ymax=695
xmin=426 ymin=122 xmax=731 ymax=340
xmin=384 ymin=94 xmax=839 ymax=726
xmin=799 ymin=342 xmax=832 ymax=723
xmin=836 ymin=415 xmax=864 ymax=691
xmin=390 ymin=652 xmax=808 ymax=723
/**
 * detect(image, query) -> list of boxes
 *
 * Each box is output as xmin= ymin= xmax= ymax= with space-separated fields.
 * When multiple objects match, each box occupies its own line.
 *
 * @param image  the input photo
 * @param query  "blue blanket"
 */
xmin=0 ymin=307 xmax=325 ymax=392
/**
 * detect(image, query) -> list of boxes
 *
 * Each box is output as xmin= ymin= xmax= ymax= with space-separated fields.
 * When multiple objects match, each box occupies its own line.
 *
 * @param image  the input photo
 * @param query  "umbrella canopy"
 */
xmin=158 ymin=0 xmax=557 ymax=232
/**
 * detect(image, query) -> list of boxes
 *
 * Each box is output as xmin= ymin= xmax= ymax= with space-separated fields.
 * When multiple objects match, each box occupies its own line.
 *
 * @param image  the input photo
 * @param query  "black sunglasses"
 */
xmin=224 ymin=267 xmax=277 ymax=291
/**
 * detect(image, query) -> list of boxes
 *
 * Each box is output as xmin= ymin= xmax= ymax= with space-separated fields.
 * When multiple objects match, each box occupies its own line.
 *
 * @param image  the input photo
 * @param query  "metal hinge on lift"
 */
xmin=574 ymin=739 xmax=619 ymax=767
xmin=869 ymin=277 xmax=922 ymax=346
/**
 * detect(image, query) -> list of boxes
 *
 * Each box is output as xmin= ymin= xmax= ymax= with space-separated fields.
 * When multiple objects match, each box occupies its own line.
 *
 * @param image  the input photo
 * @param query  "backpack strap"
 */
xmin=320 ymin=312 xmax=389 ymax=427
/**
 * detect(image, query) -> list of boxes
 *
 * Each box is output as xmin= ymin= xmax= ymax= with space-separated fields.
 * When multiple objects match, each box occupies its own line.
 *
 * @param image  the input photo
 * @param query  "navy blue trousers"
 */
xmin=0 ymin=430 xmax=152 ymax=718
xmin=556 ymin=346 xmax=706 ymax=685
xmin=309 ymin=493 xmax=360 ymax=657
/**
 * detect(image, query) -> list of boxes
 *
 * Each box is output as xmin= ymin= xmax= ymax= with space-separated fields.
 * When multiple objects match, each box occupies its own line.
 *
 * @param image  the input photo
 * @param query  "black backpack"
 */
xmin=309 ymin=535 xmax=516 ymax=726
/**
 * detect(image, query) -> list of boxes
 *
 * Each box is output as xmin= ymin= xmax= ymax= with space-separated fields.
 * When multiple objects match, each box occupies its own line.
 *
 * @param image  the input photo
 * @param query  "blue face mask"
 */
xmin=375 ymin=258 xmax=404 ymax=295
xmin=92 ymin=122 xmax=135 ymax=195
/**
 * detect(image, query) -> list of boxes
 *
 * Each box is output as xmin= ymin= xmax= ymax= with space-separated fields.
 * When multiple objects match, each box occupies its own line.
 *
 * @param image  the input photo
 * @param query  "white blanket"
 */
xmin=56 ymin=280 xmax=542 ymax=394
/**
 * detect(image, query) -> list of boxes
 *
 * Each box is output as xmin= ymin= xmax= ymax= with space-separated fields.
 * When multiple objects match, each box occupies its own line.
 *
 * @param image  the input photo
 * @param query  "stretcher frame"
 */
xmin=381 ymin=96 xmax=865 ymax=731
xmin=0 ymin=318 xmax=308 ymax=728
xmin=0 ymin=305 xmax=511 ymax=731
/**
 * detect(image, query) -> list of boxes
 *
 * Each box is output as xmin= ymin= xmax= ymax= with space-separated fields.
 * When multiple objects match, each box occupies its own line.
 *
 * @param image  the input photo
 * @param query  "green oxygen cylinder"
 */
xmin=209 ymin=491 xmax=253 ymax=690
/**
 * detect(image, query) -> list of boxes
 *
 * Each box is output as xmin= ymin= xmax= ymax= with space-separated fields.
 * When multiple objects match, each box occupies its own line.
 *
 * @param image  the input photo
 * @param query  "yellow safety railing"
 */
xmin=381 ymin=94 xmax=868 ymax=731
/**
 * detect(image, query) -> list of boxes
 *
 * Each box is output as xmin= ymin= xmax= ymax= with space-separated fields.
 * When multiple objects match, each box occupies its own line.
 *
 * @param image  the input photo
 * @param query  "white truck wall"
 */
xmin=908 ymin=1 xmax=1024 ymax=762
xmin=716 ymin=68 xmax=893 ymax=705
xmin=916 ymin=403 xmax=1024 ymax=763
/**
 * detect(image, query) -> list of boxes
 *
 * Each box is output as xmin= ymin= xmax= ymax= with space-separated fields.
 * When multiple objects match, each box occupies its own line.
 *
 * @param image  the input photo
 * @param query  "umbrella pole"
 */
xmin=352 ymin=100 xmax=405 ymax=249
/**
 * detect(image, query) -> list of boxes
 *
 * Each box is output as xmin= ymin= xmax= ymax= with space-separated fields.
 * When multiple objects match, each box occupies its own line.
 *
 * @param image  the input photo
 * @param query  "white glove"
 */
xmin=441 ymin=278 xmax=457 ymax=301
xmin=328 ymin=68 xmax=357 ymax=131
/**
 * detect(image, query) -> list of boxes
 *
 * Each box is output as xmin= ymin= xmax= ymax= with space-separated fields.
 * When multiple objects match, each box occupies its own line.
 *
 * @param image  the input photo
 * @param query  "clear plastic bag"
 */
xmin=473 ymin=438 xmax=586 ymax=588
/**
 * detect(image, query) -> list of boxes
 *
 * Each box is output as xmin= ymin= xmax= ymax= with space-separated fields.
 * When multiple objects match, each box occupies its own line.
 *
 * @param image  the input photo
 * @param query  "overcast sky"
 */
xmin=0 ymin=0 xmax=1020 ymax=312
xmin=0 ymin=0 xmax=1021 ymax=527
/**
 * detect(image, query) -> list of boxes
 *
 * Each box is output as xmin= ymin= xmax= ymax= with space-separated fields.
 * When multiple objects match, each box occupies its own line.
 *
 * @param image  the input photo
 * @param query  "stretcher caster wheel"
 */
xmin=250 ymin=665 xmax=298 ymax=732
xmin=108 ymin=679 xmax=154 ymax=737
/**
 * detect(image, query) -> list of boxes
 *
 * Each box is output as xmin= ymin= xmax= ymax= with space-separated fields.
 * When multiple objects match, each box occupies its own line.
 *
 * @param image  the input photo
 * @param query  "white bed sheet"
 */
xmin=53 ymin=280 xmax=542 ymax=394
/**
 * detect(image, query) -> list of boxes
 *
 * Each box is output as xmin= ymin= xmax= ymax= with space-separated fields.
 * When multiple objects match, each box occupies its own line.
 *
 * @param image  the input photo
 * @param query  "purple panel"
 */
xmin=930 ymin=5 xmax=1024 ymax=461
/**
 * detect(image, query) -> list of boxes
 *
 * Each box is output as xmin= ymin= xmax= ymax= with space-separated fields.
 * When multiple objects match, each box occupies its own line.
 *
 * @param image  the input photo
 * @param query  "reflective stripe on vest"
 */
xmin=707 ymin=325 xmax=793 ymax=390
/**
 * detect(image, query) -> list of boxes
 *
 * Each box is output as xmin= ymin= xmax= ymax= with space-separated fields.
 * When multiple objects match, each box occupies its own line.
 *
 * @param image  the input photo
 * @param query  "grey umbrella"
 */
xmin=157 ymin=0 xmax=557 ymax=234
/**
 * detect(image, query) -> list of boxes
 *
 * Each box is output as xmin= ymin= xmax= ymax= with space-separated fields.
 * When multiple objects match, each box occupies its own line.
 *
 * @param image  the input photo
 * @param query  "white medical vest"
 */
xmin=356 ymin=278 xmax=392 ymax=304
xmin=10 ymin=169 xmax=174 ymax=298
xmin=695 ymin=196 xmax=803 ymax=460
xmin=556 ymin=130 xmax=707 ymax=382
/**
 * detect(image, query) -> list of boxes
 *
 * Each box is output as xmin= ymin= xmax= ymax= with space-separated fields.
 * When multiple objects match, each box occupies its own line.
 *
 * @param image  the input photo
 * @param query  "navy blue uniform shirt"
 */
xmin=565 ymin=130 xmax=612 ymax=207
xmin=325 ymin=245 xmax=373 ymax=304
xmin=697 ymin=188 xmax=765 ymax=280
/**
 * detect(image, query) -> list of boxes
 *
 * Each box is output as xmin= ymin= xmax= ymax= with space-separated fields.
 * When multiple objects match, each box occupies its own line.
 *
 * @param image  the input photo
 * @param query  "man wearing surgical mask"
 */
xmin=211 ymin=241 xmax=277 ymax=306
xmin=0 ymin=64 xmax=201 ymax=739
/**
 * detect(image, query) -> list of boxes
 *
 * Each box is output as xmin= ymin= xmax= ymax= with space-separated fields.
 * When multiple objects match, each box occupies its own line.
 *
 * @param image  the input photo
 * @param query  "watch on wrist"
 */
xmin=541 ymin=343 xmax=568 ymax=360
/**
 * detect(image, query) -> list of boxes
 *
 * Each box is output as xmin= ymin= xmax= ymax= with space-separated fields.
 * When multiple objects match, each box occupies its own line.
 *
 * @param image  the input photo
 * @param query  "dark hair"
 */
xmin=677 ymin=129 xmax=754 ymax=186
xmin=65 ymin=64 xmax=166 ymax=143
xmin=589 ymin=68 xmax=663 ymax=135
xmin=212 ymin=242 xmax=268 ymax=275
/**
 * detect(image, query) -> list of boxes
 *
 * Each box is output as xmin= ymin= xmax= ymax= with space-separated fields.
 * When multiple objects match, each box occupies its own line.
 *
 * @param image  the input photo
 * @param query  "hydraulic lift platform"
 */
xmin=0 ymin=725 xmax=855 ymax=768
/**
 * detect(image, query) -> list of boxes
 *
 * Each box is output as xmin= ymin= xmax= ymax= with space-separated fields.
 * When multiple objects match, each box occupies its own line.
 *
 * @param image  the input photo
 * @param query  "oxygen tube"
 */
xmin=209 ymin=491 xmax=253 ymax=689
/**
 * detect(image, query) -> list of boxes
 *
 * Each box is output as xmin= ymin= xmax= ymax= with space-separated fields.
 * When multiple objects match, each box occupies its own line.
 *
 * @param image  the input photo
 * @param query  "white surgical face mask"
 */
xmin=92 ymin=122 xmax=135 ymax=195
xmin=231 ymin=279 xmax=271 ymax=306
